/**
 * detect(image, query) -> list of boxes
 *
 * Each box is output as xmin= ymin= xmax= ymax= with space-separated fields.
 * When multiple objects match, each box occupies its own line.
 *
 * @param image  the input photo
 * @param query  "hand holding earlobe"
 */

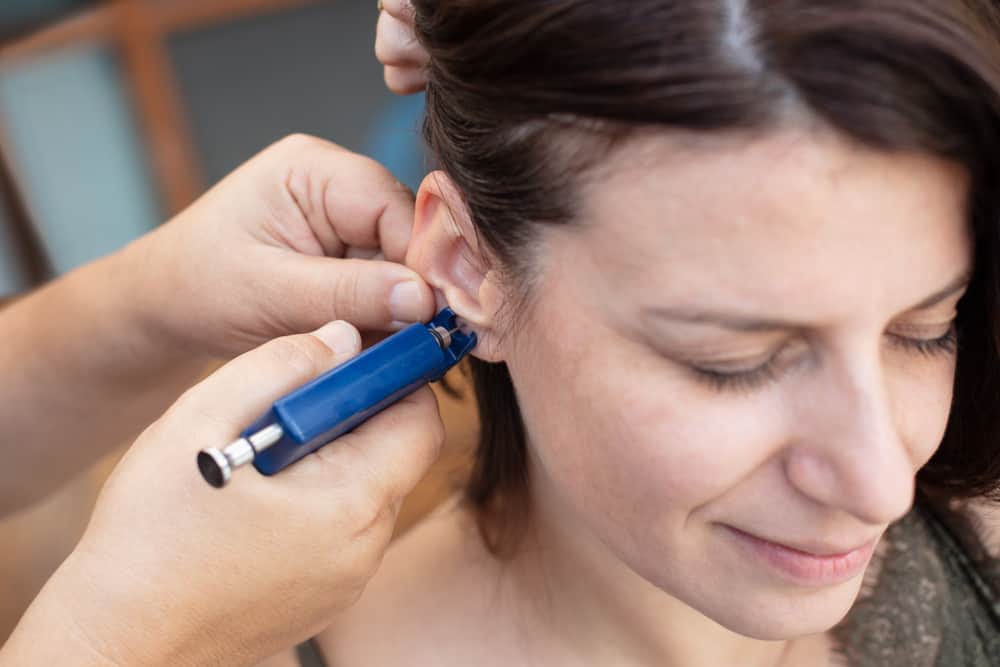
xmin=116 ymin=134 xmax=437 ymax=360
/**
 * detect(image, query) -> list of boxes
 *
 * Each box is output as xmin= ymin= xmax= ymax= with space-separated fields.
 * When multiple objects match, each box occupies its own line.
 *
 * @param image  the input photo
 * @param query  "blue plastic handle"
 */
xmin=245 ymin=308 xmax=476 ymax=475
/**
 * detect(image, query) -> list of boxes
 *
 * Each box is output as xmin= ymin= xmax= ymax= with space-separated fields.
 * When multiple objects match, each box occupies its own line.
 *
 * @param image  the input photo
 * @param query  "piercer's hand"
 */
xmin=122 ymin=134 xmax=435 ymax=359
xmin=376 ymin=0 xmax=428 ymax=94
xmin=0 ymin=134 xmax=437 ymax=516
xmin=0 ymin=321 xmax=445 ymax=666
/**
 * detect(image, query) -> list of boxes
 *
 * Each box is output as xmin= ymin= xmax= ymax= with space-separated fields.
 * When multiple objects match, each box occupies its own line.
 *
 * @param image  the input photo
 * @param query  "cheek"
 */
xmin=508 ymin=318 xmax=788 ymax=538
xmin=887 ymin=355 xmax=957 ymax=468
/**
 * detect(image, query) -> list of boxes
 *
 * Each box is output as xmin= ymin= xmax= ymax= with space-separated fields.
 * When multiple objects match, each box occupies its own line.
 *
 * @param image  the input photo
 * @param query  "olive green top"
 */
xmin=832 ymin=500 xmax=1000 ymax=666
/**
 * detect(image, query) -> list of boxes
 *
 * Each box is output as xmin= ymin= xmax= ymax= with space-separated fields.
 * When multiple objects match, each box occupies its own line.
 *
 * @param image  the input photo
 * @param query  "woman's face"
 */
xmin=499 ymin=129 xmax=971 ymax=638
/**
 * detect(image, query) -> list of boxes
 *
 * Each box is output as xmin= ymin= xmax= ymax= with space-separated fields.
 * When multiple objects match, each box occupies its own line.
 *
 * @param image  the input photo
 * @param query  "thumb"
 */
xmin=271 ymin=255 xmax=436 ymax=333
xmin=168 ymin=320 xmax=363 ymax=441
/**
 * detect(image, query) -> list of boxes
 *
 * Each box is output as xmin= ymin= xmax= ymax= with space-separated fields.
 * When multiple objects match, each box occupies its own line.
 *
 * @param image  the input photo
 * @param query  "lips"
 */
xmin=752 ymin=535 xmax=874 ymax=558
xmin=722 ymin=525 xmax=878 ymax=586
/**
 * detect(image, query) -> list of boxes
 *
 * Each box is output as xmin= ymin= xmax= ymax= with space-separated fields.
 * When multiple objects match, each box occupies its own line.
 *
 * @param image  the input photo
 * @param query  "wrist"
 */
xmin=1 ymin=560 xmax=129 ymax=667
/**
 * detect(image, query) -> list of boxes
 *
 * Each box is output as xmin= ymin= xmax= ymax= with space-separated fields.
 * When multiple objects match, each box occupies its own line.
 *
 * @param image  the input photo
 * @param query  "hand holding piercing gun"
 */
xmin=197 ymin=308 xmax=476 ymax=488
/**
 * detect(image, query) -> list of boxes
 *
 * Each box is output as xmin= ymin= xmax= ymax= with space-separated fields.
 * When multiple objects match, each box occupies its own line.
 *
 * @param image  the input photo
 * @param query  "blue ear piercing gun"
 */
xmin=197 ymin=308 xmax=476 ymax=488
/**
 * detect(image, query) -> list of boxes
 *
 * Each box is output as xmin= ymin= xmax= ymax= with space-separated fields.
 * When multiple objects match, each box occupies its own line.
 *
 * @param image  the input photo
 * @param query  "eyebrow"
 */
xmin=644 ymin=271 xmax=972 ymax=333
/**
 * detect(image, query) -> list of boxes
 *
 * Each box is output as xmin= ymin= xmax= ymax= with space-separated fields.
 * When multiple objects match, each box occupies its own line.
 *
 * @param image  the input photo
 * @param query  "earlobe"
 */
xmin=407 ymin=171 xmax=505 ymax=361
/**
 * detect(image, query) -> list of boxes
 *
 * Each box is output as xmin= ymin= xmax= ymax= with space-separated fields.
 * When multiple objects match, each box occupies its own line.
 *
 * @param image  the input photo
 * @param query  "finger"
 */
xmin=310 ymin=149 xmax=415 ymax=263
xmin=170 ymin=321 xmax=362 ymax=438
xmin=375 ymin=10 xmax=428 ymax=68
xmin=316 ymin=385 xmax=445 ymax=503
xmin=373 ymin=178 xmax=416 ymax=264
xmin=381 ymin=0 xmax=415 ymax=22
xmin=273 ymin=137 xmax=416 ymax=263
xmin=384 ymin=66 xmax=429 ymax=95
xmin=269 ymin=255 xmax=435 ymax=332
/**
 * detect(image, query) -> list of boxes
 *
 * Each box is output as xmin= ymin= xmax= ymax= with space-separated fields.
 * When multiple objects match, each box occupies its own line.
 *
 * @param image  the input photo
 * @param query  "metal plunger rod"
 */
xmin=197 ymin=423 xmax=284 ymax=488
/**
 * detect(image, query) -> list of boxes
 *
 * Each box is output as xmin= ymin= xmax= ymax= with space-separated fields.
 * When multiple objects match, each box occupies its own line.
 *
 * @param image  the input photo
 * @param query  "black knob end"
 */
xmin=197 ymin=449 xmax=231 ymax=488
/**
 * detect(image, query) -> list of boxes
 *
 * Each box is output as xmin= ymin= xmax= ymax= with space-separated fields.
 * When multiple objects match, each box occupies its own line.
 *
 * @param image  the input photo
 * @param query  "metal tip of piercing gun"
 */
xmin=196 ymin=308 xmax=476 ymax=488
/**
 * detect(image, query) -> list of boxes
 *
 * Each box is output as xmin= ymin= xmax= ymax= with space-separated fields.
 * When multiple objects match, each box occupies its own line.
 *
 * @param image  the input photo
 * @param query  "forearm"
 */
xmin=0 ymin=243 xmax=209 ymax=515
xmin=0 ymin=556 xmax=212 ymax=667
xmin=0 ymin=569 xmax=122 ymax=667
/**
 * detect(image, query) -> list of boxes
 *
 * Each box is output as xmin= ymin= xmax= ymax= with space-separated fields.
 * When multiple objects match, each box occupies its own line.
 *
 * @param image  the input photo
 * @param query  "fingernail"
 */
xmin=313 ymin=320 xmax=360 ymax=355
xmin=389 ymin=281 xmax=427 ymax=323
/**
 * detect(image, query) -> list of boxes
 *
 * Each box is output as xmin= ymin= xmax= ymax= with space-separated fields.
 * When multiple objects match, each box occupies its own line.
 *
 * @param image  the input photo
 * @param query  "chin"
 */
xmin=697 ymin=579 xmax=862 ymax=640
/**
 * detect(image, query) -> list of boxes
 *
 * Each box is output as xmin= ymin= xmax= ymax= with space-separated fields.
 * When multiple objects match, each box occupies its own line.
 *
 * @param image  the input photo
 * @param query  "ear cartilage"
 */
xmin=196 ymin=308 xmax=477 ymax=488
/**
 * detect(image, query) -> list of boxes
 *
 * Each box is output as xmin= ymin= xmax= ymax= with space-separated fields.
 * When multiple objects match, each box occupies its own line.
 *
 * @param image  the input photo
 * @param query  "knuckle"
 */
xmin=344 ymin=150 xmax=393 ymax=184
xmin=340 ymin=581 xmax=368 ymax=609
xmin=356 ymin=530 xmax=392 ymax=578
xmin=413 ymin=389 xmax=446 ymax=443
xmin=331 ymin=269 xmax=362 ymax=319
xmin=341 ymin=483 xmax=390 ymax=538
xmin=336 ymin=545 xmax=386 ymax=599
xmin=280 ymin=132 xmax=315 ymax=149
xmin=273 ymin=133 xmax=324 ymax=157
xmin=328 ymin=444 xmax=397 ymax=535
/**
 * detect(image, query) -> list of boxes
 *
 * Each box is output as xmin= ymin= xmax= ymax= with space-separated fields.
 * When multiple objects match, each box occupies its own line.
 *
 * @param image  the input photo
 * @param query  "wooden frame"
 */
xmin=0 ymin=0 xmax=323 ymax=216
xmin=0 ymin=141 xmax=51 ymax=286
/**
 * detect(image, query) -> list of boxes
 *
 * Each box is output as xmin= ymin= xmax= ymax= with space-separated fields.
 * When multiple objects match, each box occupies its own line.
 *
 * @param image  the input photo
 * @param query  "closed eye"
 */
xmin=689 ymin=325 xmax=958 ymax=393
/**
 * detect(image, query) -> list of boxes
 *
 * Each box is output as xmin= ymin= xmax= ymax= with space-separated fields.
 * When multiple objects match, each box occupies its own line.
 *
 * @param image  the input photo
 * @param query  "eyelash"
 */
xmin=691 ymin=325 xmax=959 ymax=393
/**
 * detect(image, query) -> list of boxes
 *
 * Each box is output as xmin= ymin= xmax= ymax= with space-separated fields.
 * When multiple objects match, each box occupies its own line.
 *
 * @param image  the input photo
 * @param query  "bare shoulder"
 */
xmin=314 ymin=499 xmax=513 ymax=667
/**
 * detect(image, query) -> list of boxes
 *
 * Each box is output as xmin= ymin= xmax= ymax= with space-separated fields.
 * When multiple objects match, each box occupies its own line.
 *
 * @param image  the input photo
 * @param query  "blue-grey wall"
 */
xmin=169 ymin=1 xmax=399 ymax=183
xmin=0 ymin=45 xmax=161 ymax=275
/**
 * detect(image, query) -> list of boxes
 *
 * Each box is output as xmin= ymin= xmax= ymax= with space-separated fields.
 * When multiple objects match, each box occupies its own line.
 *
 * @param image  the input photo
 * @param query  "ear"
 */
xmin=407 ymin=171 xmax=506 ymax=362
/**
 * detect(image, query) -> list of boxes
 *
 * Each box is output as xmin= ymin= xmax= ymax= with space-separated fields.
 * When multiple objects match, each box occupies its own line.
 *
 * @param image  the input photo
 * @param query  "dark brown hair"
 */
xmin=412 ymin=0 xmax=1000 ymax=552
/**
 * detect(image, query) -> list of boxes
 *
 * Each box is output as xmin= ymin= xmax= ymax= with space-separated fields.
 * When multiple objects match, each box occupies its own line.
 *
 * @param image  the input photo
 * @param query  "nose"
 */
xmin=783 ymin=358 xmax=917 ymax=525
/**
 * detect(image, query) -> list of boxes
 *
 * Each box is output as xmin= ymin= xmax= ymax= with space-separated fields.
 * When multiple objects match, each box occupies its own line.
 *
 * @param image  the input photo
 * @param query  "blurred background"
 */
xmin=0 ymin=0 xmax=475 ymax=647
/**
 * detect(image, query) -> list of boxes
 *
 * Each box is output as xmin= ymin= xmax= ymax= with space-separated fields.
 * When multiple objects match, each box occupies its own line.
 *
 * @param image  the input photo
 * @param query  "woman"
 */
xmin=311 ymin=1 xmax=1000 ymax=664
